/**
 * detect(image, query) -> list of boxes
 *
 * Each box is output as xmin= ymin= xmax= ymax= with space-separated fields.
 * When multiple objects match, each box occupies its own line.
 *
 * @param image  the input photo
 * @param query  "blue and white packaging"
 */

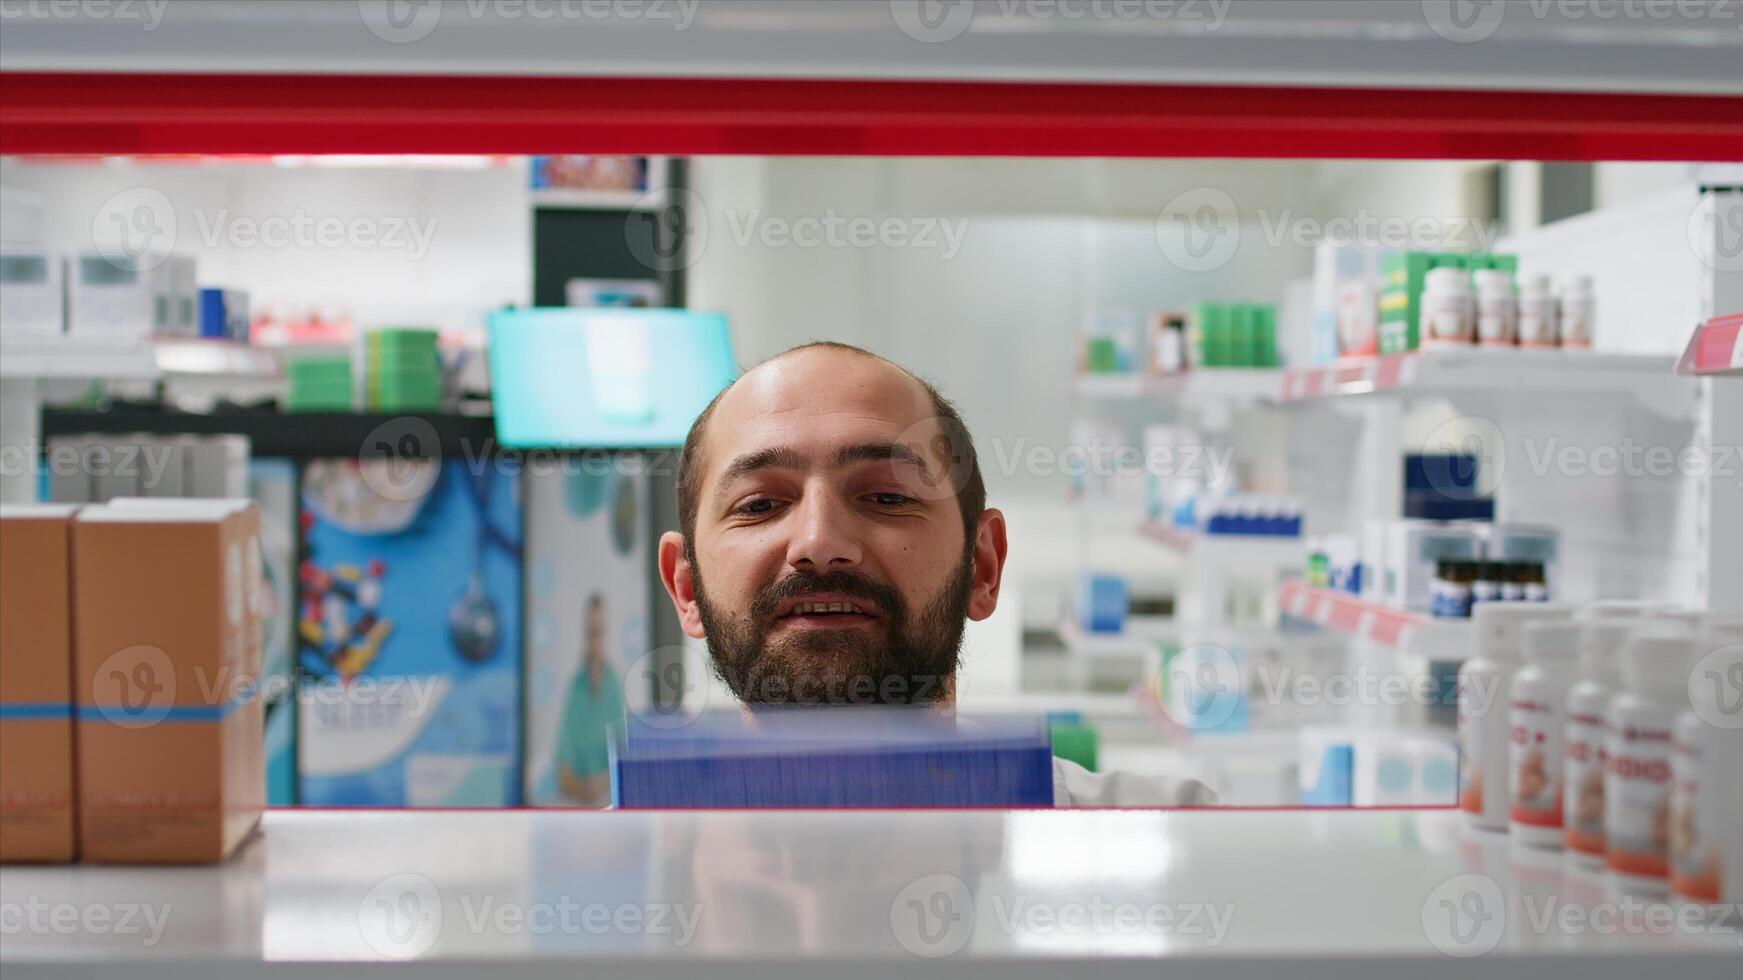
xmin=297 ymin=459 xmax=523 ymax=806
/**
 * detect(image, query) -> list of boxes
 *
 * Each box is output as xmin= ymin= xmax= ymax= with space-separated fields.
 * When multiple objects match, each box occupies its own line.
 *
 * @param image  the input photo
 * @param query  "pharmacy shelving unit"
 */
xmin=0 ymin=335 xmax=284 ymax=503
xmin=3 ymin=808 xmax=1737 ymax=979
xmin=1075 ymin=368 xmax=1285 ymax=405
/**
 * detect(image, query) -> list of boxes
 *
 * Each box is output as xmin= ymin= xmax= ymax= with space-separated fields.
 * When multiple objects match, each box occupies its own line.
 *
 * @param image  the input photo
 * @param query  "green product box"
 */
xmin=1049 ymin=722 xmax=1099 ymax=773
xmin=366 ymin=328 xmax=440 ymax=350
xmin=1191 ymin=303 xmax=1230 ymax=367
xmin=1086 ymin=336 xmax=1119 ymax=374
xmin=1251 ymin=304 xmax=1278 ymax=367
xmin=287 ymin=381 xmax=353 ymax=413
xmin=367 ymin=369 xmax=444 ymax=411
xmin=1378 ymin=252 xmax=1468 ymax=354
xmin=1228 ymin=305 xmax=1256 ymax=368
xmin=287 ymin=356 xmax=352 ymax=385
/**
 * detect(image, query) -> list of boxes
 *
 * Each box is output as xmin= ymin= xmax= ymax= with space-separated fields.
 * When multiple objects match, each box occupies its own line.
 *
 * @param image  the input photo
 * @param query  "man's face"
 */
xmin=658 ymin=349 xmax=1006 ymax=705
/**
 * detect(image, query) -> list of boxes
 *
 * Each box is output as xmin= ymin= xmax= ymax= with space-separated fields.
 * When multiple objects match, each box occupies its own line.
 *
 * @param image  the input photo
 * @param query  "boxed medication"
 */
xmin=72 ymin=500 xmax=264 ymax=863
xmin=0 ymin=505 xmax=80 ymax=862
xmin=0 ymin=245 xmax=65 ymax=338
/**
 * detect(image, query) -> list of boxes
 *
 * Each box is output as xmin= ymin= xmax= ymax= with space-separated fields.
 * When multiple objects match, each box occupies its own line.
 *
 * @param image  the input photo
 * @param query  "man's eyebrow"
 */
xmin=833 ymin=441 xmax=932 ymax=480
xmin=711 ymin=442 xmax=934 ymax=502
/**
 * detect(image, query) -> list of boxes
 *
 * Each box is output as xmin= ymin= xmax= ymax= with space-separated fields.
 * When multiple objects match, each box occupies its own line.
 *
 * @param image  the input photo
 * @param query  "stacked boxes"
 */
xmin=285 ymin=354 xmax=354 ymax=413
xmin=1190 ymin=302 xmax=1278 ymax=367
xmin=366 ymin=328 xmax=444 ymax=411
xmin=72 ymin=500 xmax=264 ymax=863
xmin=0 ymin=505 xmax=79 ymax=862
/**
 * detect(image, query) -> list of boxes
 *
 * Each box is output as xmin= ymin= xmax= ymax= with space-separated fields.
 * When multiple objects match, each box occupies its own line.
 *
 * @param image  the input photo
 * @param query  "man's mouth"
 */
xmin=773 ymin=593 xmax=879 ymax=629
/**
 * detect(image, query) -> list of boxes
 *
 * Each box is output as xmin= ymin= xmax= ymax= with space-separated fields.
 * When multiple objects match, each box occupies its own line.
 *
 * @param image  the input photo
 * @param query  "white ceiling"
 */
xmin=0 ymin=0 xmax=1739 ymax=94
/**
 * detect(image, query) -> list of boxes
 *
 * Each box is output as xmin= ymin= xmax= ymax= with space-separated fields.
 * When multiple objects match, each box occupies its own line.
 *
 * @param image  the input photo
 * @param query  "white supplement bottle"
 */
xmin=1673 ymin=634 xmax=1743 ymax=907
xmin=1605 ymin=630 xmax=1700 ymax=886
xmin=1510 ymin=621 xmax=1582 ymax=848
xmin=1516 ymin=274 xmax=1558 ymax=348
xmin=1420 ymin=266 xmax=1474 ymax=348
xmin=1460 ymin=602 xmax=1571 ymax=832
xmin=1473 ymin=269 xmax=1517 ymax=347
xmin=1563 ymin=619 xmax=1643 ymax=860
xmin=1559 ymin=274 xmax=1596 ymax=348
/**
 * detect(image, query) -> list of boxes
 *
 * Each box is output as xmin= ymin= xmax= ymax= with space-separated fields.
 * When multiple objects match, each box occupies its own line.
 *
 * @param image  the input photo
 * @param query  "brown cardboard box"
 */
xmin=0 ymin=504 xmax=79 ymax=863
xmin=73 ymin=500 xmax=264 ymax=863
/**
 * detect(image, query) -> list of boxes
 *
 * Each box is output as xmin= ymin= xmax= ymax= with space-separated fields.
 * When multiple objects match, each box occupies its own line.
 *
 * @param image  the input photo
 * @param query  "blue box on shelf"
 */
xmin=1074 ymin=572 xmax=1128 ymax=634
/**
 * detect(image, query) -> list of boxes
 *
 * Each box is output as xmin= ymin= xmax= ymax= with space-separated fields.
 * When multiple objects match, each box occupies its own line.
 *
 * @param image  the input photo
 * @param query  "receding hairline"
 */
xmin=686 ymin=342 xmax=941 ymax=480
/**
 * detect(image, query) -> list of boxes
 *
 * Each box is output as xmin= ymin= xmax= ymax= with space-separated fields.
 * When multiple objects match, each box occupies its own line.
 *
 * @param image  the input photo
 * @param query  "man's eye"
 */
xmin=735 ymin=499 xmax=778 ymax=516
xmin=869 ymin=492 xmax=913 ymax=508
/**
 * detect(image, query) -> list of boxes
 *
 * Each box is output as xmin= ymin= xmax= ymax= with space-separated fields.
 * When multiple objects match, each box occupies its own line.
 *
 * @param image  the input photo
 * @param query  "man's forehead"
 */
xmin=703 ymin=350 xmax=940 ymax=461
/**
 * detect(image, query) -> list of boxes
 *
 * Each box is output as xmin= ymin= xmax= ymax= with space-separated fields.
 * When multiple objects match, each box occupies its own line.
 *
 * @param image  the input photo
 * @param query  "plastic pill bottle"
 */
xmin=1421 ymin=266 xmax=1474 ymax=348
xmin=1473 ymin=269 xmax=1517 ymax=347
xmin=1672 ymin=634 xmax=1743 ymax=907
xmin=1559 ymin=275 xmax=1596 ymax=348
xmin=1517 ymin=274 xmax=1559 ymax=348
xmin=1510 ymin=620 xmax=1583 ymax=848
xmin=1563 ymin=618 xmax=1644 ymax=860
xmin=1460 ymin=602 xmax=1571 ymax=832
xmin=1605 ymin=630 xmax=1700 ymax=886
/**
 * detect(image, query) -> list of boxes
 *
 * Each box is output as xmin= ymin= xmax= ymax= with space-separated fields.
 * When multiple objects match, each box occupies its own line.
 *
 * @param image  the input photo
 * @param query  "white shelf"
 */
xmin=1278 ymin=579 xmax=1473 ymax=658
xmin=1280 ymin=348 xmax=1691 ymax=413
xmin=2 ymin=808 xmax=1734 ymax=977
xmin=1138 ymin=521 xmax=1303 ymax=569
xmin=1075 ymin=369 xmax=1284 ymax=404
xmin=153 ymin=337 xmax=282 ymax=379
xmin=529 ymin=187 xmax=661 ymax=210
xmin=1056 ymin=615 xmax=1176 ymax=658
xmin=0 ymin=335 xmax=158 ymax=380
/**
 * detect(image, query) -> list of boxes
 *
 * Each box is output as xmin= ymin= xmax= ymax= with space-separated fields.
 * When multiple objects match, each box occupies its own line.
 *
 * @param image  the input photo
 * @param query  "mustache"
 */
xmin=748 ymin=569 xmax=904 ymax=622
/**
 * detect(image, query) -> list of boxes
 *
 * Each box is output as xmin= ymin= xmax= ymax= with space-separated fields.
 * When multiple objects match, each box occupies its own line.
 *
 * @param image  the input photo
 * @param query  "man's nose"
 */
xmin=785 ymin=489 xmax=863 ymax=571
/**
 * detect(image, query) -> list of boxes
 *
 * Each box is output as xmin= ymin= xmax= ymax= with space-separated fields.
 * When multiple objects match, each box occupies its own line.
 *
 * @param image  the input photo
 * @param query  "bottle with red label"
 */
xmin=1605 ymin=630 xmax=1702 ymax=885
xmin=1510 ymin=621 xmax=1581 ymax=848
xmin=1563 ymin=618 xmax=1645 ymax=859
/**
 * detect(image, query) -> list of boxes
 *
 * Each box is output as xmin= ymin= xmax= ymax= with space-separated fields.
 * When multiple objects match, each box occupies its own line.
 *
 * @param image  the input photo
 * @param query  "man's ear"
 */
xmin=966 ymin=508 xmax=1008 ymax=622
xmin=658 ymin=531 xmax=708 ymax=640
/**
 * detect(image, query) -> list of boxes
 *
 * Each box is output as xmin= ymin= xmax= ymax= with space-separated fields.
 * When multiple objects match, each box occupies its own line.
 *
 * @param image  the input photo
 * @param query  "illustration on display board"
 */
xmin=297 ymin=458 xmax=523 ymax=806
xmin=249 ymin=459 xmax=299 ymax=806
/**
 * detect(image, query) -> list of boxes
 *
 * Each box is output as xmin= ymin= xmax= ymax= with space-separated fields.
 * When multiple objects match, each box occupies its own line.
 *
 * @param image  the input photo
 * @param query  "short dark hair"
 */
xmin=676 ymin=342 xmax=985 ymax=560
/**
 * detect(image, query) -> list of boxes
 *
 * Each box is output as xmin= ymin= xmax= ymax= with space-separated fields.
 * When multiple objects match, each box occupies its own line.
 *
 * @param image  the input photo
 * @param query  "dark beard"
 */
xmin=693 ymin=555 xmax=973 ymax=706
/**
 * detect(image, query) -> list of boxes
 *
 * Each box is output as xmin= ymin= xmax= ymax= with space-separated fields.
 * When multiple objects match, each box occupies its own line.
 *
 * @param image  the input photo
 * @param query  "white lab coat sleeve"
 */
xmin=1051 ymin=757 xmax=1219 ymax=808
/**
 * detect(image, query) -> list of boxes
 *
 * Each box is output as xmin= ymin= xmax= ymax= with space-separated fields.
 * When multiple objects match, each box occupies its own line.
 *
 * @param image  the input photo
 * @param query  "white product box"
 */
xmin=163 ymin=255 xmax=199 ymax=336
xmin=185 ymin=435 xmax=251 ymax=498
xmin=1407 ymin=732 xmax=1460 ymax=806
xmin=1383 ymin=520 xmax=1484 ymax=612
xmin=0 ymin=245 xmax=65 ymax=337
xmin=68 ymin=252 xmax=161 ymax=339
